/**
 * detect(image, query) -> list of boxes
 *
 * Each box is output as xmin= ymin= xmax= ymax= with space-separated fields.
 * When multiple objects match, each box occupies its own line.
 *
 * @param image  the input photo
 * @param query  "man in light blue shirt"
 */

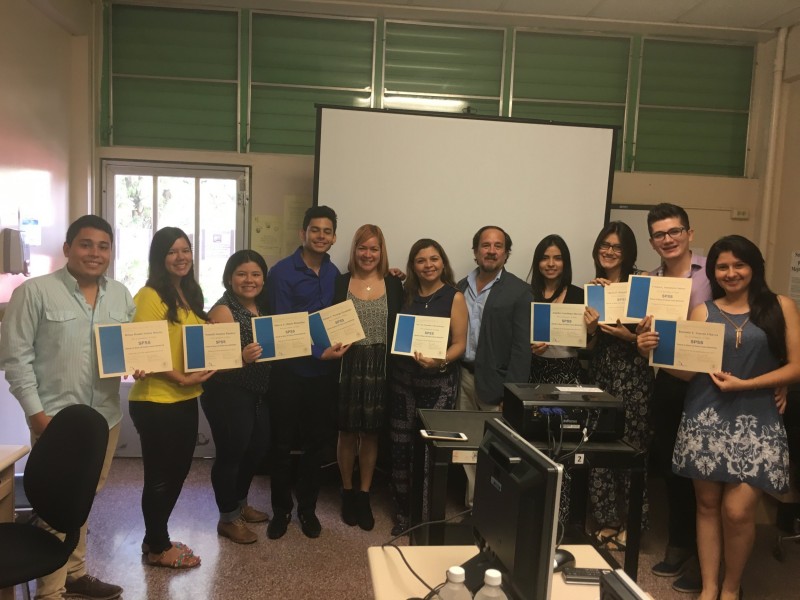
xmin=456 ymin=225 xmax=532 ymax=507
xmin=0 ymin=215 xmax=134 ymax=600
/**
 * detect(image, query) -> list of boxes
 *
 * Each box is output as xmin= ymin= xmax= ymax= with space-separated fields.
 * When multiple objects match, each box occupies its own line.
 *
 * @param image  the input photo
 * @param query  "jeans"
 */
xmin=201 ymin=380 xmax=269 ymax=521
xmin=129 ymin=398 xmax=198 ymax=554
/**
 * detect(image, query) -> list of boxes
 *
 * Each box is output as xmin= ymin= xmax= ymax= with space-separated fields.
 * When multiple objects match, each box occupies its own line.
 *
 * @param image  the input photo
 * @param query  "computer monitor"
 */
xmin=462 ymin=417 xmax=563 ymax=600
xmin=600 ymin=569 xmax=652 ymax=599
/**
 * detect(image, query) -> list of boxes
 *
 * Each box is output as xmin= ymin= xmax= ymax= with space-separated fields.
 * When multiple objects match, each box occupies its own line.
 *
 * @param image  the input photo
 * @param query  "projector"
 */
xmin=503 ymin=383 xmax=624 ymax=443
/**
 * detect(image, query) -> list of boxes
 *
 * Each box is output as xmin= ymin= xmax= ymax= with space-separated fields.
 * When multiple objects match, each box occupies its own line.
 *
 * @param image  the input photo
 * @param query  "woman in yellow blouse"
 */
xmin=129 ymin=227 xmax=215 ymax=569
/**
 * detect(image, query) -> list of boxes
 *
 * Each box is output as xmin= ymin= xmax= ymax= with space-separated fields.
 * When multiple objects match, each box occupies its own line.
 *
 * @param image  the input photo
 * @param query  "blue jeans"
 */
xmin=201 ymin=380 xmax=270 ymax=521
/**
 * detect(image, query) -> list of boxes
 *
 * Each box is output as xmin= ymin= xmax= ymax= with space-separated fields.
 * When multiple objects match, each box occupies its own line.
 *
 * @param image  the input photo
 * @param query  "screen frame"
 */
xmin=467 ymin=417 xmax=563 ymax=600
xmin=313 ymin=105 xmax=617 ymax=285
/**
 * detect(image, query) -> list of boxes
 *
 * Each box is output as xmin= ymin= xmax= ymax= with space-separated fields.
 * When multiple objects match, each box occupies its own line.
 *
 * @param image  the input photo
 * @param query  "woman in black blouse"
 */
xmin=528 ymin=234 xmax=596 ymax=384
xmin=389 ymin=238 xmax=467 ymax=535
xmin=200 ymin=250 xmax=271 ymax=544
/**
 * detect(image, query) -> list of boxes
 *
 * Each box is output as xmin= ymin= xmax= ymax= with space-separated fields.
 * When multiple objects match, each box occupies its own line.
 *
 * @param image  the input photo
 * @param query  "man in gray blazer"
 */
xmin=457 ymin=225 xmax=533 ymax=505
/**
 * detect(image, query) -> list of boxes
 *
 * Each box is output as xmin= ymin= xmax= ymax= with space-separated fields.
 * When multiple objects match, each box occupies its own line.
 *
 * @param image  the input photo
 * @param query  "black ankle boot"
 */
xmin=341 ymin=488 xmax=358 ymax=526
xmin=356 ymin=491 xmax=375 ymax=531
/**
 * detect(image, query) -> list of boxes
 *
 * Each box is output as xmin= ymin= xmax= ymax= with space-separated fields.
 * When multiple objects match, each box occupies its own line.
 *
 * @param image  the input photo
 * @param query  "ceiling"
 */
xmin=172 ymin=0 xmax=800 ymax=41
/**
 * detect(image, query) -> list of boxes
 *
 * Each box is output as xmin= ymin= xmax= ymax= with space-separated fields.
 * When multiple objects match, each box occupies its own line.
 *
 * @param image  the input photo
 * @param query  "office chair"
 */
xmin=0 ymin=404 xmax=109 ymax=593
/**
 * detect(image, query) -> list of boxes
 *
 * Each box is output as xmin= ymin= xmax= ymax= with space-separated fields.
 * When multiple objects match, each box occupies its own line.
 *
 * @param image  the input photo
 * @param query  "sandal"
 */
xmin=593 ymin=526 xmax=620 ymax=545
xmin=602 ymin=528 xmax=627 ymax=552
xmin=145 ymin=543 xmax=201 ymax=569
xmin=141 ymin=541 xmax=193 ymax=555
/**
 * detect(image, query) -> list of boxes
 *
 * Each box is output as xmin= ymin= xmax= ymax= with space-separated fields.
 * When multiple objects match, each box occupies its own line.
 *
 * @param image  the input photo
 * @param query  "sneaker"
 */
xmin=64 ymin=574 xmax=122 ymax=600
xmin=241 ymin=504 xmax=270 ymax=523
xmin=341 ymin=488 xmax=358 ymax=526
xmin=217 ymin=518 xmax=258 ymax=544
xmin=672 ymin=556 xmax=702 ymax=594
xmin=652 ymin=546 xmax=695 ymax=577
xmin=299 ymin=510 xmax=322 ymax=538
xmin=267 ymin=511 xmax=291 ymax=540
xmin=356 ymin=491 xmax=375 ymax=531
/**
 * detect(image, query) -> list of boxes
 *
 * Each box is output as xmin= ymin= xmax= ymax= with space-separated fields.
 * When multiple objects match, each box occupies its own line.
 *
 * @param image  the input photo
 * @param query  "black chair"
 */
xmin=0 ymin=404 xmax=109 ymax=593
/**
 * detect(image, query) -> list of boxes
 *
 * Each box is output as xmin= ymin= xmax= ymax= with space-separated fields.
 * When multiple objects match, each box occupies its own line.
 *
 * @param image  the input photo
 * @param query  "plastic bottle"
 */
xmin=437 ymin=566 xmax=473 ymax=600
xmin=473 ymin=568 xmax=508 ymax=600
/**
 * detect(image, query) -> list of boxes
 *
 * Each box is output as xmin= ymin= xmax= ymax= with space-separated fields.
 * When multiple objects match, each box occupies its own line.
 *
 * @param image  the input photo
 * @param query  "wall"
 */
xmin=0 ymin=0 xmax=87 ymax=465
xmin=769 ymin=25 xmax=800 ymax=297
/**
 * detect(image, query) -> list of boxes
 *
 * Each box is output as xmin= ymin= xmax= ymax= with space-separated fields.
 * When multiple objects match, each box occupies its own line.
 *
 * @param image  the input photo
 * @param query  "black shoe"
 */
xmin=267 ymin=511 xmax=291 ymax=540
xmin=64 ymin=574 xmax=122 ymax=600
xmin=299 ymin=511 xmax=322 ymax=538
xmin=356 ymin=491 xmax=375 ymax=531
xmin=391 ymin=516 xmax=409 ymax=537
xmin=341 ymin=488 xmax=358 ymax=526
xmin=672 ymin=556 xmax=702 ymax=594
xmin=651 ymin=546 xmax=694 ymax=577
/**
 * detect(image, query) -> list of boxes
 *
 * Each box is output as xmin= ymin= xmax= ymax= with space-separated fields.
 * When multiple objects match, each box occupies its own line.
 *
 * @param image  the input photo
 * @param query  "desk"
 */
xmin=411 ymin=410 xmax=645 ymax=580
xmin=368 ymin=544 xmax=611 ymax=600
xmin=0 ymin=444 xmax=31 ymax=600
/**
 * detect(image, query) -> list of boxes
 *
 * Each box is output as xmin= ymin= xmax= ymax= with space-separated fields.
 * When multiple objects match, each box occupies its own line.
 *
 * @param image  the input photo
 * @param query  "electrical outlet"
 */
xmin=575 ymin=453 xmax=584 ymax=465
xmin=731 ymin=208 xmax=750 ymax=220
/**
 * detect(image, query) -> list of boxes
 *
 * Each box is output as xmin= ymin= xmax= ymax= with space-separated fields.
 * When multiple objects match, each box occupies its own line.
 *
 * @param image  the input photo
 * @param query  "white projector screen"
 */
xmin=315 ymin=107 xmax=615 ymax=286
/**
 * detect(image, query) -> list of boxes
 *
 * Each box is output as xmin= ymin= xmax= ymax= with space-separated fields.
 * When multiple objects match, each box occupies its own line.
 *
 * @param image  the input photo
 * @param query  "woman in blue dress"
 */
xmin=639 ymin=235 xmax=800 ymax=600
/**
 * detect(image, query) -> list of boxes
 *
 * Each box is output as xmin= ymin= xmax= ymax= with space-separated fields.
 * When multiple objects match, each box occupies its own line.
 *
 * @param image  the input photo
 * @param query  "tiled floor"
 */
xmin=14 ymin=458 xmax=800 ymax=599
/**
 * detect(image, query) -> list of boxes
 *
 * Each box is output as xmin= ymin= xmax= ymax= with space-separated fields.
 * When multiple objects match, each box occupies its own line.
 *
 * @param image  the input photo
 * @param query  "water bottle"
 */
xmin=473 ymin=568 xmax=508 ymax=600
xmin=437 ymin=566 xmax=473 ymax=600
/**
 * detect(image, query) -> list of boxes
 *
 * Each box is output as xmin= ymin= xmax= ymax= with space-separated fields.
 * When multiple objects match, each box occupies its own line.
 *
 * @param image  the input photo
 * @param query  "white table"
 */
xmin=0 ymin=444 xmax=31 ymax=600
xmin=368 ymin=544 xmax=613 ymax=600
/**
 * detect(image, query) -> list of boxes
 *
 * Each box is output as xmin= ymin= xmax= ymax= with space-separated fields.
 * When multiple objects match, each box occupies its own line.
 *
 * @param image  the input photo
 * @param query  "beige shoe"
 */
xmin=217 ymin=518 xmax=257 ymax=544
xmin=241 ymin=504 xmax=270 ymax=523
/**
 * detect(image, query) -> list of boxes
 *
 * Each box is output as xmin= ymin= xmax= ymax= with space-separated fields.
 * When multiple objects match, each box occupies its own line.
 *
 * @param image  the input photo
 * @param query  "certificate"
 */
xmin=309 ymin=299 xmax=366 ymax=348
xmin=183 ymin=323 xmax=242 ymax=372
xmin=650 ymin=319 xmax=725 ymax=373
xmin=252 ymin=312 xmax=312 ymax=362
xmin=530 ymin=303 xmax=587 ymax=348
xmin=95 ymin=321 xmax=172 ymax=377
xmin=391 ymin=314 xmax=450 ymax=360
xmin=625 ymin=275 xmax=692 ymax=321
xmin=585 ymin=282 xmax=638 ymax=324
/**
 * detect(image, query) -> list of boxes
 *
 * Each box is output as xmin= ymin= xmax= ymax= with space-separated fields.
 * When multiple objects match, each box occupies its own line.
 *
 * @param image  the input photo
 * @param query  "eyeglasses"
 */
xmin=650 ymin=226 xmax=687 ymax=243
xmin=598 ymin=242 xmax=623 ymax=255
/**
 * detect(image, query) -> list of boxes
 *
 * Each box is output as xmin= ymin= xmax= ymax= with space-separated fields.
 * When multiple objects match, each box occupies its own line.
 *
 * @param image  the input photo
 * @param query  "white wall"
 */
xmin=0 ymin=0 xmax=83 ymax=466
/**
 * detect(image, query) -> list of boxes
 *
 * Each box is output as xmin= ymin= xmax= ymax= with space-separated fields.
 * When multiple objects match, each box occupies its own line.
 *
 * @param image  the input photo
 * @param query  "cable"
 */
xmin=381 ymin=508 xmax=473 ymax=594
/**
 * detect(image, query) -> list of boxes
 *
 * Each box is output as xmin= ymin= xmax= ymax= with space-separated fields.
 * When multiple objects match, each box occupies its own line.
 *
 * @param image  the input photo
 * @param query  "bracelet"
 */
xmin=439 ymin=358 xmax=448 ymax=373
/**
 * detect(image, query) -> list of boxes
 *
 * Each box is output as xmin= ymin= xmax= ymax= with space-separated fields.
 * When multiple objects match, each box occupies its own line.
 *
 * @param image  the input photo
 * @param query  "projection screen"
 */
xmin=315 ymin=107 xmax=615 ymax=285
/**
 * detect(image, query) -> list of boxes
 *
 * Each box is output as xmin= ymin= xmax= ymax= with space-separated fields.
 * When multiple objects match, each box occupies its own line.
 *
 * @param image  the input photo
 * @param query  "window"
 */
xmin=634 ymin=39 xmax=753 ymax=175
xmin=383 ymin=21 xmax=505 ymax=115
xmin=249 ymin=13 xmax=375 ymax=154
xmin=511 ymin=32 xmax=630 ymax=169
xmin=105 ymin=4 xmax=240 ymax=151
xmin=102 ymin=161 xmax=249 ymax=309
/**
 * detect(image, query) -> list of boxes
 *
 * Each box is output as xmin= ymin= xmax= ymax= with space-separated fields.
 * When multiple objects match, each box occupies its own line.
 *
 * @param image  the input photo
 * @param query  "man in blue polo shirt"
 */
xmin=265 ymin=205 xmax=348 ymax=540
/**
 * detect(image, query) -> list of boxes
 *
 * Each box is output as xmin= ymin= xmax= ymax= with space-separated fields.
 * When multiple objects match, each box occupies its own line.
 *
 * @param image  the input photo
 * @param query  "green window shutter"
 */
xmin=250 ymin=14 xmax=375 ymax=155
xmin=635 ymin=39 xmax=753 ymax=175
xmin=384 ymin=22 xmax=504 ymax=115
xmin=109 ymin=4 xmax=239 ymax=151
xmin=512 ymin=32 xmax=630 ymax=170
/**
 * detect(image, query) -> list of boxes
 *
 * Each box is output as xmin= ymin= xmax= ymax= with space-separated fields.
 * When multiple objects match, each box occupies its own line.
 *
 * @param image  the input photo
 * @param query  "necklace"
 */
xmin=716 ymin=305 xmax=750 ymax=349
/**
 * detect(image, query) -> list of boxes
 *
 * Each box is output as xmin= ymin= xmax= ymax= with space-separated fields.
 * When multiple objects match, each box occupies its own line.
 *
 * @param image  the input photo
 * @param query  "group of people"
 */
xmin=1 ymin=202 xmax=797 ymax=600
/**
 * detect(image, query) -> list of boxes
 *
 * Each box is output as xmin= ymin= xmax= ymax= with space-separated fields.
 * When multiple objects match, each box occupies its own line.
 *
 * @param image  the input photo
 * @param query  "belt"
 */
xmin=461 ymin=361 xmax=475 ymax=374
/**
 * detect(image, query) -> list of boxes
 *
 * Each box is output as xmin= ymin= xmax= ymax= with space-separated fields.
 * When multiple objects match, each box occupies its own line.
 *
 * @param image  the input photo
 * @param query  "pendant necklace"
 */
xmin=717 ymin=306 xmax=749 ymax=349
